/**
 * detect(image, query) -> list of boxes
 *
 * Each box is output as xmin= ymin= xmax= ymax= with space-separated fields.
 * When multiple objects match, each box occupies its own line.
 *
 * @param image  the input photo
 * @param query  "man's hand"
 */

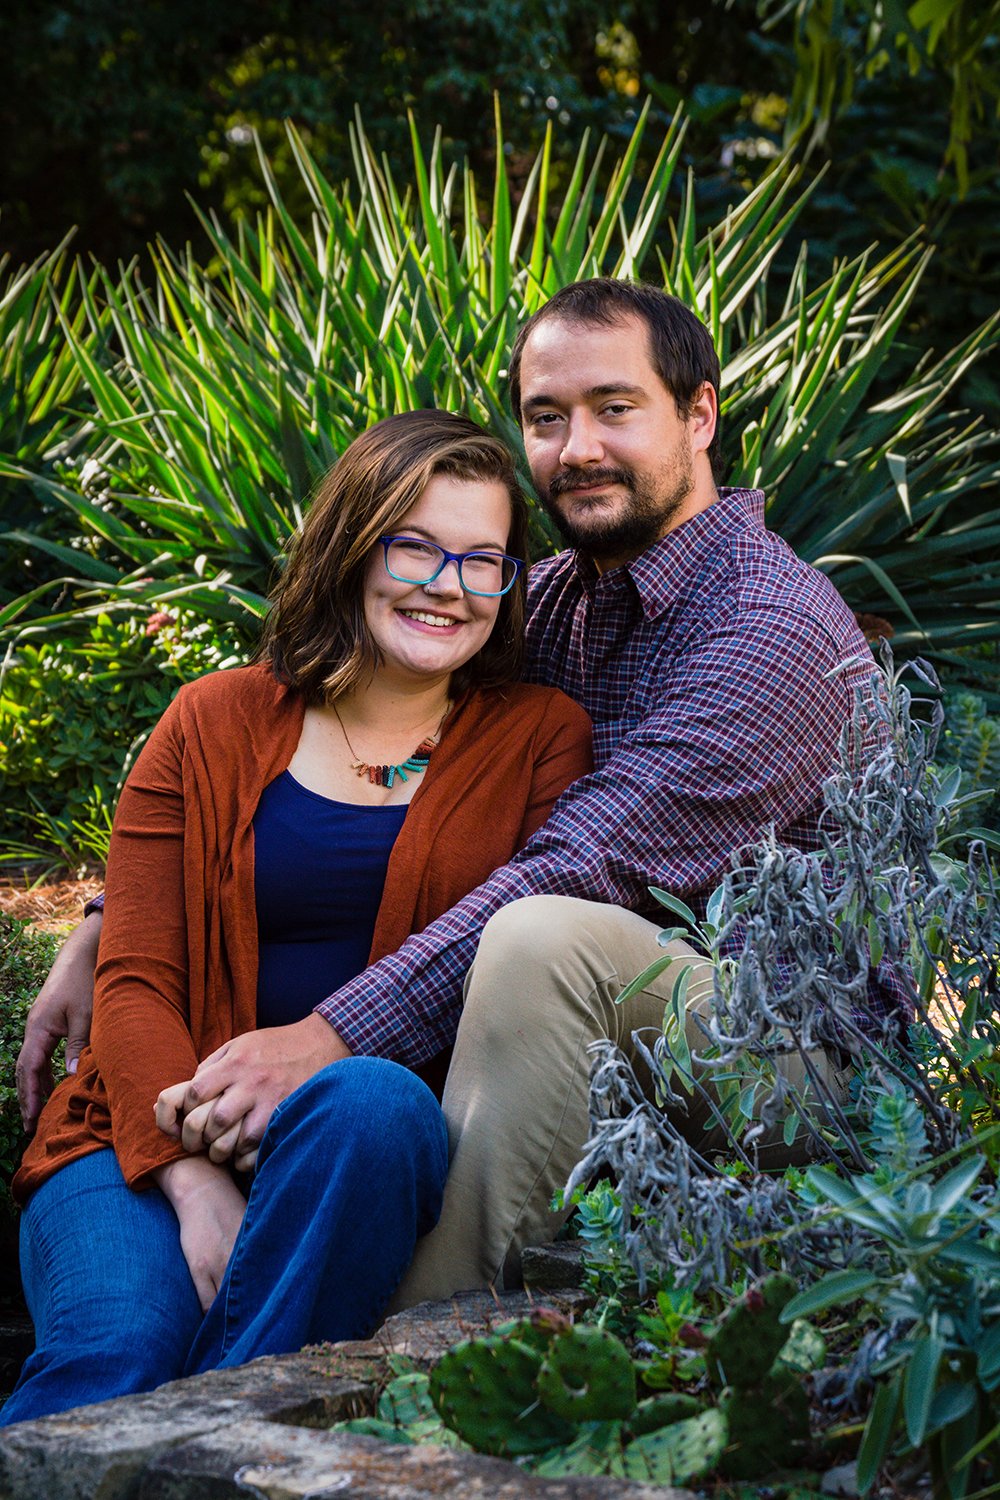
xmin=154 ymin=1155 xmax=246 ymax=1312
xmin=154 ymin=1013 xmax=351 ymax=1172
xmin=16 ymin=910 xmax=103 ymax=1132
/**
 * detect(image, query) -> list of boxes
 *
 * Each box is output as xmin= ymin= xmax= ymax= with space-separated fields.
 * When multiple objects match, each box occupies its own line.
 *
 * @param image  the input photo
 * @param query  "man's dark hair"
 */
xmin=508 ymin=278 xmax=724 ymax=483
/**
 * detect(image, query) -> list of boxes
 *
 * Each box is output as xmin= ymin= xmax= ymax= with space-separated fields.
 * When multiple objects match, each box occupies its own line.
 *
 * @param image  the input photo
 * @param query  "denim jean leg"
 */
xmin=0 ymin=1148 xmax=203 ymax=1425
xmin=184 ymin=1056 xmax=448 ymax=1375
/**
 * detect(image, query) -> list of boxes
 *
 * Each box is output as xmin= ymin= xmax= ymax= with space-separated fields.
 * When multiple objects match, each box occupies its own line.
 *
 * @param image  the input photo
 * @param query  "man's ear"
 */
xmin=689 ymin=382 xmax=718 ymax=457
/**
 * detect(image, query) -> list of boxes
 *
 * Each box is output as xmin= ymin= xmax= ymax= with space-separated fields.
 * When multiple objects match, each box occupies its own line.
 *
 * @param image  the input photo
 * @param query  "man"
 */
xmin=16 ymin=278 xmax=888 ymax=1304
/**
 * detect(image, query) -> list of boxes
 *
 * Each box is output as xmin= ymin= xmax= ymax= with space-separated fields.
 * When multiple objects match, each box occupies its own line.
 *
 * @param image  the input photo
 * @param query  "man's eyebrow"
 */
xmin=521 ymin=382 xmax=648 ymax=412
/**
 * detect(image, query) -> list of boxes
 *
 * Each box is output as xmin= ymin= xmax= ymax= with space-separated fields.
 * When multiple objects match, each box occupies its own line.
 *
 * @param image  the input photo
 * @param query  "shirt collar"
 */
xmin=572 ymin=488 xmax=765 ymax=621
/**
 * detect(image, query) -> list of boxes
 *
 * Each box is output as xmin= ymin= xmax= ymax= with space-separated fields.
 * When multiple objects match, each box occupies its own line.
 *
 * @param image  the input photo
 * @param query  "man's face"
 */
xmin=518 ymin=313 xmax=714 ymax=569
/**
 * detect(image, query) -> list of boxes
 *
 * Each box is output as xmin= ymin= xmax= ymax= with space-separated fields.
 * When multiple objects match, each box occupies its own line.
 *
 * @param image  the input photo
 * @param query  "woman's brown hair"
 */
xmin=257 ymin=409 xmax=529 ymax=701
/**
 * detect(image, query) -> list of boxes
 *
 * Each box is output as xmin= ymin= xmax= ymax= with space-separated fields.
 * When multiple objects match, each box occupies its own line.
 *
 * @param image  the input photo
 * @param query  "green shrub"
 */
xmin=0 ymin=915 xmax=58 ymax=1221
xmin=941 ymin=689 xmax=1000 ymax=839
xmin=0 ymin=608 xmax=247 ymax=864
xmin=2 ymin=109 xmax=998 ymax=659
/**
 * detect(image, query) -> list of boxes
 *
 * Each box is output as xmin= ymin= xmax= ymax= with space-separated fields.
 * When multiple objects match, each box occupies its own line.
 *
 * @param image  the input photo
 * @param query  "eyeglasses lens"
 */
xmin=385 ymin=539 xmax=517 ymax=595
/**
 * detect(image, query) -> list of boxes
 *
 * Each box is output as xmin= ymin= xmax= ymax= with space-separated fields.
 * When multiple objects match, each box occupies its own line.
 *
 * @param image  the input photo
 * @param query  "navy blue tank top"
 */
xmin=253 ymin=770 xmax=408 ymax=1028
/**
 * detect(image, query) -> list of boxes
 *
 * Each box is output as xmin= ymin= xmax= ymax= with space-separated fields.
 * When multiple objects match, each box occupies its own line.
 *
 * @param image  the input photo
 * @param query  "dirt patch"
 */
xmin=0 ymin=868 xmax=103 ymax=935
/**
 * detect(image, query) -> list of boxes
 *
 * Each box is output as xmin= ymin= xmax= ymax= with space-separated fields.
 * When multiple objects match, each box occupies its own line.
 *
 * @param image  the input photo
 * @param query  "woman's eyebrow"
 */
xmin=394 ymin=527 xmax=508 ymax=550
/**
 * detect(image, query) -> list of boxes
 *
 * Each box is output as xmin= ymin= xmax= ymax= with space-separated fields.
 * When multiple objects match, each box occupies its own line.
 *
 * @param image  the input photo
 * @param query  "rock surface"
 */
xmin=0 ymin=1282 xmax=693 ymax=1499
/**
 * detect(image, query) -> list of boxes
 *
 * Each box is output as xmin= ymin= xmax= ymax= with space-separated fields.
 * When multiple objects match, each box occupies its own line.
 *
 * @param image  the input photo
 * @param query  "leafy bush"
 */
xmin=0 ymin=609 xmax=246 ymax=864
xmin=0 ymin=916 xmax=57 ymax=1222
xmin=0 ymin=250 xmax=107 ymax=611
xmin=941 ymin=689 xmax=1000 ymax=841
xmin=1 ymin=108 xmax=997 ymax=661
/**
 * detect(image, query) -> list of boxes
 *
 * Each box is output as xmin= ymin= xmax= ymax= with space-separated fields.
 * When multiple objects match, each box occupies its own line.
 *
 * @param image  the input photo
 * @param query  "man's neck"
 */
xmin=589 ymin=481 xmax=721 ymax=575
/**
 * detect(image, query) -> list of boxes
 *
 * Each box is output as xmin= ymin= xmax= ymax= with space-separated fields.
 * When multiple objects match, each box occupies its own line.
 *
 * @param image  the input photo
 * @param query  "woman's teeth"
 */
xmin=399 ymin=609 xmax=456 ymax=628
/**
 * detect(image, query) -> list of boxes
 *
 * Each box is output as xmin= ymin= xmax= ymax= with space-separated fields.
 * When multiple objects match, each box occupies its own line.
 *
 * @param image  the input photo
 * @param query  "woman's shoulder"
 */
xmin=175 ymin=662 xmax=294 ymax=716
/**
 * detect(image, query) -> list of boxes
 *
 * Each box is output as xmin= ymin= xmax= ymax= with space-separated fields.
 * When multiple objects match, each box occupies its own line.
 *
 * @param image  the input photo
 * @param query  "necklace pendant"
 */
xmin=350 ymin=759 xmax=368 ymax=776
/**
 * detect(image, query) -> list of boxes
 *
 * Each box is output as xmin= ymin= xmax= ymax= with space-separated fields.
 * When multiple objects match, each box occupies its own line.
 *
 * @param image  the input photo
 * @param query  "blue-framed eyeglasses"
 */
xmin=379 ymin=535 xmax=524 ymax=597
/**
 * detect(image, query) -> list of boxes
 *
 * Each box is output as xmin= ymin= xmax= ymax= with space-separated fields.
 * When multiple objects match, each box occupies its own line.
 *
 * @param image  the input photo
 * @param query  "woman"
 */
xmin=2 ymin=410 xmax=592 ymax=1423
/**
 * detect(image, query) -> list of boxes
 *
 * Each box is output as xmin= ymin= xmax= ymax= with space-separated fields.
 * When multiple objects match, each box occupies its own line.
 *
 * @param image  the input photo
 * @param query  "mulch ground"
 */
xmin=0 ymin=867 xmax=104 ymax=935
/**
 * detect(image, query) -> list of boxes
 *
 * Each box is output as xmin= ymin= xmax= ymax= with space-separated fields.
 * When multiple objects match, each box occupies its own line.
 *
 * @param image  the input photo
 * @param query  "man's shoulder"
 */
xmin=527 ymin=548 xmax=576 ymax=599
xmin=706 ymin=517 xmax=861 ymax=643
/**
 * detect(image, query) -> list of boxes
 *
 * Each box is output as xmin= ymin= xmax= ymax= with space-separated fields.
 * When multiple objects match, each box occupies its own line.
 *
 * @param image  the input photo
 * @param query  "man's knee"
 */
xmin=475 ymin=895 xmax=593 ymax=968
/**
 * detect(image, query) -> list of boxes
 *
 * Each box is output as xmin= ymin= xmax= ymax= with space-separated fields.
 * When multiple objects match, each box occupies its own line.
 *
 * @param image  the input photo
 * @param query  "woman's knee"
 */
xmin=265 ymin=1057 xmax=448 ymax=1180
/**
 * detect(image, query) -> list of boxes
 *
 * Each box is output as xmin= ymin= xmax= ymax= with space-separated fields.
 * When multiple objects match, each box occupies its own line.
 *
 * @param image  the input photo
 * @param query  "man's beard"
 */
xmin=538 ymin=457 xmax=694 ymax=564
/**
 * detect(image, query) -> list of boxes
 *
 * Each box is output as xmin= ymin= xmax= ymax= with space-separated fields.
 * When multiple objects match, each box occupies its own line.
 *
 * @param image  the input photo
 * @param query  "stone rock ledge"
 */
xmin=138 ymin=1419 xmax=695 ymax=1499
xmin=0 ymin=1283 xmax=694 ymax=1499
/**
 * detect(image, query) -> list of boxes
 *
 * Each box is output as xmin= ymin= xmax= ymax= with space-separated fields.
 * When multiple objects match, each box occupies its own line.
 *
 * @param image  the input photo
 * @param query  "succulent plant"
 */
xmin=721 ymin=1366 xmax=811 ymax=1479
xmin=698 ymin=1274 xmax=814 ymax=1478
xmin=428 ymin=1324 xmax=574 ymax=1456
xmin=629 ymin=1392 xmax=704 ymax=1435
xmin=537 ymin=1325 xmax=637 ymax=1422
xmin=706 ymin=1273 xmax=798 ymax=1389
xmin=622 ymin=1408 xmax=729 ymax=1484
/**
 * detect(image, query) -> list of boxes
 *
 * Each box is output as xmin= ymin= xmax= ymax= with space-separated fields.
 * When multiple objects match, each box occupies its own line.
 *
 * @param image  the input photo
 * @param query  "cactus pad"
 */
xmin=720 ymin=1365 xmax=811 ymax=1478
xmin=707 ymin=1273 xmax=798 ymax=1388
xmin=429 ymin=1331 xmax=574 ymax=1456
xmin=623 ymin=1407 xmax=728 ymax=1484
xmin=537 ymin=1325 xmax=637 ymax=1422
xmin=530 ymin=1419 xmax=628 ymax=1477
xmin=628 ymin=1392 xmax=704 ymax=1436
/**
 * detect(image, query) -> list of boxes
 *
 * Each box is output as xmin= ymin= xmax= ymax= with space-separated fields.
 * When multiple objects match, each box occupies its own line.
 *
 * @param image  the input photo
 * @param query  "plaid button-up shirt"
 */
xmin=317 ymin=488 xmax=896 ymax=1062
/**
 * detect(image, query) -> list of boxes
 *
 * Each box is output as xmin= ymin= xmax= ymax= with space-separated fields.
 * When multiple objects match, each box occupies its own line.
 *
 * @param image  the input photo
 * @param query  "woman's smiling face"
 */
xmin=363 ymin=472 xmax=512 ymax=688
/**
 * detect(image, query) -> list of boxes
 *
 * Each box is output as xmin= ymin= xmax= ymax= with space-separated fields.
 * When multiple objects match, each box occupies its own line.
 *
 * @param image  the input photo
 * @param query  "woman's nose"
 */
xmin=423 ymin=559 xmax=464 ymax=596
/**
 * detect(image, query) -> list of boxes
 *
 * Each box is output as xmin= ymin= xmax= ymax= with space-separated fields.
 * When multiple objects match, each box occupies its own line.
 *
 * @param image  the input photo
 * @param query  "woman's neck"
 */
xmin=332 ymin=671 xmax=453 ymax=738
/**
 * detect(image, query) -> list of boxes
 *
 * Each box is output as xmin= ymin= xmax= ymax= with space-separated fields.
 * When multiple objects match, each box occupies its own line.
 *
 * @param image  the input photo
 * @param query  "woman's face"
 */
xmin=363 ymin=472 xmax=512 ymax=688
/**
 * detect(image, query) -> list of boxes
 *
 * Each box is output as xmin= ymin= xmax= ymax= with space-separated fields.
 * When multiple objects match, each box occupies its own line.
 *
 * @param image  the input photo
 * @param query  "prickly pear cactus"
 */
xmin=706 ymin=1273 xmax=797 ymax=1388
xmin=776 ymin=1317 xmax=828 ymax=1374
xmin=530 ymin=1419 xmax=629 ymax=1478
xmin=629 ymin=1391 xmax=704 ymax=1436
xmin=537 ymin=1325 xmax=637 ymax=1422
xmin=720 ymin=1365 xmax=811 ymax=1479
xmin=429 ymin=1327 xmax=574 ymax=1456
xmin=622 ymin=1408 xmax=728 ymax=1484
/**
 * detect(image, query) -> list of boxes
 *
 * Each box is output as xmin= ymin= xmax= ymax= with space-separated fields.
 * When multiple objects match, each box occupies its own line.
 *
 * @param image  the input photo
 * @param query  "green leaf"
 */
xmin=781 ymin=1268 xmax=879 ymax=1321
xmin=857 ymin=1372 xmax=902 ymax=1494
xmin=616 ymin=955 xmax=676 ymax=1005
xmin=904 ymin=1332 xmax=944 ymax=1447
xmin=976 ymin=1321 xmax=1000 ymax=1388
xmin=647 ymin=888 xmax=698 ymax=927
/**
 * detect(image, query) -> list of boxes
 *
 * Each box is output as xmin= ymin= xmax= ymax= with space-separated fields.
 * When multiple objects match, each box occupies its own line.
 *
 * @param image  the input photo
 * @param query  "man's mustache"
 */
xmin=546 ymin=466 xmax=633 ymax=498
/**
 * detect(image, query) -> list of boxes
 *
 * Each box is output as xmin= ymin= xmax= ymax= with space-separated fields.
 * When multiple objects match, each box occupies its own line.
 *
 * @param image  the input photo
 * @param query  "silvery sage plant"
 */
xmin=566 ymin=647 xmax=1000 ymax=1294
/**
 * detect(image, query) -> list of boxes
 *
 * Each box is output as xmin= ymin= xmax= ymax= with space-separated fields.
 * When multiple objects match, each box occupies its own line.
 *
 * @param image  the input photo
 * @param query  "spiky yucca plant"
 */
xmin=1 ymin=102 xmax=997 ymax=656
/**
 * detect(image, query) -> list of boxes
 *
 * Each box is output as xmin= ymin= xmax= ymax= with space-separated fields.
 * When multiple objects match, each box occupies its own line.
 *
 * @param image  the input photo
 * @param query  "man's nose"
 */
xmin=423 ymin=559 xmax=464 ymax=597
xmin=559 ymin=411 xmax=604 ymax=468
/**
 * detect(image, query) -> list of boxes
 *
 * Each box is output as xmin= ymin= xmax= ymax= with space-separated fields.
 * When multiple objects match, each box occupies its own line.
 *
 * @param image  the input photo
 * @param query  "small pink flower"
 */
xmin=145 ymin=611 xmax=177 ymax=637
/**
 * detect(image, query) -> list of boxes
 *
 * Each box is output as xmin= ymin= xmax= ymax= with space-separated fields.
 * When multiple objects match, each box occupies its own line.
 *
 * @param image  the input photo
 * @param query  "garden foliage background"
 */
xmin=2 ymin=5 xmax=1000 ymax=1490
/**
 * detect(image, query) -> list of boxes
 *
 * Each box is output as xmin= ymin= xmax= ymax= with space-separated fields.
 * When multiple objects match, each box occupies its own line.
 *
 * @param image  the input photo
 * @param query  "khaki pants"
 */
xmin=390 ymin=895 xmax=848 ymax=1310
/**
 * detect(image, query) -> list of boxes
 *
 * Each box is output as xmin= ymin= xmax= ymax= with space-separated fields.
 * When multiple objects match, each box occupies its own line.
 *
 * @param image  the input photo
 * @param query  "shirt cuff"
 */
xmin=83 ymin=892 xmax=106 ymax=917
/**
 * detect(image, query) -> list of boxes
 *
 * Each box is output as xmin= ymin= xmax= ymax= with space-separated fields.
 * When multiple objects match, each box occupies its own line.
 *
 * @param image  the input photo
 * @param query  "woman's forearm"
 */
xmin=154 ymin=1155 xmax=246 ymax=1312
xmin=16 ymin=910 xmax=103 ymax=1131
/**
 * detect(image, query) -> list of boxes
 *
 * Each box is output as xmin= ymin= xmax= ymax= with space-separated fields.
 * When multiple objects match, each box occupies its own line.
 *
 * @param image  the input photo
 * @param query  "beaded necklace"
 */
xmin=332 ymin=700 xmax=451 ymax=789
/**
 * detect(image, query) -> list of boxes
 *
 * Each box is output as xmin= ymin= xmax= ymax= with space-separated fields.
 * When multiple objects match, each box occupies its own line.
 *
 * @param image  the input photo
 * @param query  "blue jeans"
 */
xmin=1 ymin=1058 xmax=448 ymax=1425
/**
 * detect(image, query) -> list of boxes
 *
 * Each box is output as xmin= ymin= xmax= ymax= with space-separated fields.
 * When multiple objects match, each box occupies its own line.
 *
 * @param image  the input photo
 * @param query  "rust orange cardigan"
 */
xmin=15 ymin=665 xmax=592 ymax=1203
